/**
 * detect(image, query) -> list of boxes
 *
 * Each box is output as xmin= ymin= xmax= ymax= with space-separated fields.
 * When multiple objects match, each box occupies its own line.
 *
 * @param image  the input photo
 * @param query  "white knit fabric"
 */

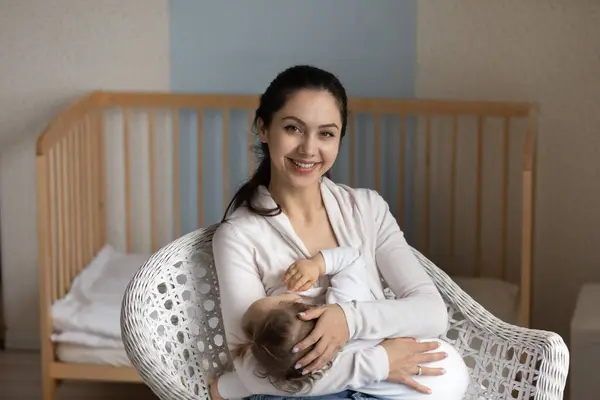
xmin=120 ymin=224 xmax=569 ymax=400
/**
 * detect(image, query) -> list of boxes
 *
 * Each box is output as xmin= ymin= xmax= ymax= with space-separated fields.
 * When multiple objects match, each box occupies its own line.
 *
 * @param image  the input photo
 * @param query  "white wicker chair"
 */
xmin=121 ymin=225 xmax=570 ymax=400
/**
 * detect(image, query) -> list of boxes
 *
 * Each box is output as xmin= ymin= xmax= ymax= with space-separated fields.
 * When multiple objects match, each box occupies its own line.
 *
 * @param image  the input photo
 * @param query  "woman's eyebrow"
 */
xmin=281 ymin=115 xmax=339 ymax=130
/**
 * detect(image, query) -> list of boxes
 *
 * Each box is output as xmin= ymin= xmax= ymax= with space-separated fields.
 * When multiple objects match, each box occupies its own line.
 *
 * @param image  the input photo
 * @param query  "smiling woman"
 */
xmin=222 ymin=65 xmax=349 ymax=220
xmin=258 ymin=90 xmax=343 ymax=186
xmin=212 ymin=65 xmax=470 ymax=400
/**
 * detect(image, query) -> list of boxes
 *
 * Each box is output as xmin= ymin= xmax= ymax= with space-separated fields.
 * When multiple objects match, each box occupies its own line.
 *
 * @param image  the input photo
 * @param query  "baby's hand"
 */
xmin=283 ymin=253 xmax=326 ymax=292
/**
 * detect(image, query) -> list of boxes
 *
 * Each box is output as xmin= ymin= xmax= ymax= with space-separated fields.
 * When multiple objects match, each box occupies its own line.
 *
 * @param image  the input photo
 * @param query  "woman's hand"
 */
xmin=291 ymin=304 xmax=350 ymax=374
xmin=380 ymin=337 xmax=447 ymax=394
xmin=208 ymin=376 xmax=226 ymax=400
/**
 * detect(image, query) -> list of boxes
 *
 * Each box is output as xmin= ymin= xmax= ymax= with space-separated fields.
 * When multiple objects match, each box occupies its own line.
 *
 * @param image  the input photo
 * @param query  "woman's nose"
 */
xmin=298 ymin=135 xmax=316 ymax=156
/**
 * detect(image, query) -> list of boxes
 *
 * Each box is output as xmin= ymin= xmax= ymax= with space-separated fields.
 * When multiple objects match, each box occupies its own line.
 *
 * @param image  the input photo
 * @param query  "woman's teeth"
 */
xmin=292 ymin=160 xmax=316 ymax=169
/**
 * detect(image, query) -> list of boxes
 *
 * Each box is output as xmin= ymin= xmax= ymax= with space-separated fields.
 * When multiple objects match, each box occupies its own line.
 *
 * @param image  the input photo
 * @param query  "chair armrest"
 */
xmin=411 ymin=248 xmax=569 ymax=400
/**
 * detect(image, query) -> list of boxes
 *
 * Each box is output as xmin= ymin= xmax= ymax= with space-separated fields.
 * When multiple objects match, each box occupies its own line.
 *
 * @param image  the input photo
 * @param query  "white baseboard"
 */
xmin=5 ymin=329 xmax=40 ymax=350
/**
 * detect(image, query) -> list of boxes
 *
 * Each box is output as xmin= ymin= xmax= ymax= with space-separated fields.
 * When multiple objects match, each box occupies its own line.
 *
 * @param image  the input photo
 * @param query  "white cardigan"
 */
xmin=212 ymin=177 xmax=448 ymax=399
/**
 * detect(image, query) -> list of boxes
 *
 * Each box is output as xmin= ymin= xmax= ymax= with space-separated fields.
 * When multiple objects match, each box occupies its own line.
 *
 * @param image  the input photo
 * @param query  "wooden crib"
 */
xmin=35 ymin=90 xmax=536 ymax=399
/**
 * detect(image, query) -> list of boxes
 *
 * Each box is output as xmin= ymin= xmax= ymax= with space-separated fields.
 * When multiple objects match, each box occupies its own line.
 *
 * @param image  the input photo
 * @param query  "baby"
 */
xmin=230 ymin=247 xmax=469 ymax=399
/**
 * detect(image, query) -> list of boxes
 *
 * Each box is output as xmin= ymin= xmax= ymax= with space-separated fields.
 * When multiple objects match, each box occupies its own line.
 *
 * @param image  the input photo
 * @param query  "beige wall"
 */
xmin=416 ymin=0 xmax=600 ymax=342
xmin=0 ymin=0 xmax=170 ymax=349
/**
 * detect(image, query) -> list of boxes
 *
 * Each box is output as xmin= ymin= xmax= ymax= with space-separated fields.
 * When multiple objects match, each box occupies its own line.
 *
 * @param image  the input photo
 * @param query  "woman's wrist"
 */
xmin=209 ymin=376 xmax=225 ymax=400
xmin=335 ymin=301 xmax=357 ymax=340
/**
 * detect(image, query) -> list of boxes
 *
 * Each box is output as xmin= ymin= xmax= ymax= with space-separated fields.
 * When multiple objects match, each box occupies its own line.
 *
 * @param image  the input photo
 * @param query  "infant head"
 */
xmin=234 ymin=293 xmax=324 ymax=393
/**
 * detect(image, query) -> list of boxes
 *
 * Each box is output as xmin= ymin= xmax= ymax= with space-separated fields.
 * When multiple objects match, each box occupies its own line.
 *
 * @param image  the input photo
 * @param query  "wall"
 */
xmin=0 ymin=0 xmax=170 ymax=349
xmin=169 ymin=0 xmax=417 ymax=231
xmin=416 ymin=0 xmax=600 ymax=341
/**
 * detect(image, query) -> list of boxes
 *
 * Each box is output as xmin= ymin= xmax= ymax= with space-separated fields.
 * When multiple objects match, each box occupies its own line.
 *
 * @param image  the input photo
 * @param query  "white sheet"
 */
xmin=51 ymin=244 xmax=150 ymax=346
xmin=56 ymin=342 xmax=132 ymax=366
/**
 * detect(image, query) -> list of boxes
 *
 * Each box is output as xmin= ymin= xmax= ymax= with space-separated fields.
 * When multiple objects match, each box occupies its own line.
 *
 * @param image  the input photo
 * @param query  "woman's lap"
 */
xmin=244 ymin=340 xmax=469 ymax=400
xmin=245 ymin=390 xmax=381 ymax=400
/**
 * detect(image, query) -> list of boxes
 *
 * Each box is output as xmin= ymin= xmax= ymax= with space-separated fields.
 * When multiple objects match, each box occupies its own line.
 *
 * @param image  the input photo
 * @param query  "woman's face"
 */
xmin=258 ymin=89 xmax=343 ymax=189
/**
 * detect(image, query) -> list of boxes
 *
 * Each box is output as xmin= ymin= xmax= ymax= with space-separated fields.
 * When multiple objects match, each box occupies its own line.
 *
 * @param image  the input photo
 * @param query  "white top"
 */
xmin=212 ymin=177 xmax=448 ymax=399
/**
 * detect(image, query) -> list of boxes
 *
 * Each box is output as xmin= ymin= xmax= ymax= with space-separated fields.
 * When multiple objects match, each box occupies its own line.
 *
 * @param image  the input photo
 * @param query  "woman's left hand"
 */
xmin=209 ymin=375 xmax=226 ymax=400
xmin=292 ymin=304 xmax=350 ymax=374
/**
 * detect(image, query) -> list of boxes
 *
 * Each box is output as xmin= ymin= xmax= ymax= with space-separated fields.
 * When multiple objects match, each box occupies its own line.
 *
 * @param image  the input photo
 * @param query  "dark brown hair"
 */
xmin=221 ymin=65 xmax=349 ymax=221
xmin=233 ymin=301 xmax=331 ymax=394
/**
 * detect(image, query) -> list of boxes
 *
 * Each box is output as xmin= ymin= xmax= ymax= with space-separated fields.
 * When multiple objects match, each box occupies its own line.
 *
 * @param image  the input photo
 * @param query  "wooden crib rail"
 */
xmin=36 ymin=90 xmax=537 ymax=327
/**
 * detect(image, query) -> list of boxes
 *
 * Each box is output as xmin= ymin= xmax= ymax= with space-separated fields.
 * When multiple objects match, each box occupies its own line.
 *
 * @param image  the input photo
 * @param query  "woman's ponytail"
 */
xmin=221 ymin=142 xmax=281 ymax=221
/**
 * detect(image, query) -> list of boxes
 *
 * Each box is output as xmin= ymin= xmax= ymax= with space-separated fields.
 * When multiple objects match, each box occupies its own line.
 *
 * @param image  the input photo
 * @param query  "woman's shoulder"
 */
xmin=213 ymin=206 xmax=263 ymax=244
xmin=324 ymin=178 xmax=389 ymax=212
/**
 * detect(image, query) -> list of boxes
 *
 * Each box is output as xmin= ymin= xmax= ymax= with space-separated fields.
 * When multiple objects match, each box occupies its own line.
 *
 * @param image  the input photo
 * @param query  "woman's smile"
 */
xmin=287 ymin=157 xmax=321 ymax=174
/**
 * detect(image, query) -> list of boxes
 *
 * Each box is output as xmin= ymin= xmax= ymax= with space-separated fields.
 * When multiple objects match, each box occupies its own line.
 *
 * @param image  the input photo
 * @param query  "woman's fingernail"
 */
xmin=302 ymin=369 xmax=310 ymax=375
xmin=441 ymin=368 xmax=446 ymax=374
xmin=297 ymin=312 xmax=305 ymax=317
xmin=292 ymin=347 xmax=299 ymax=353
xmin=444 ymin=352 xmax=448 ymax=358
xmin=294 ymin=363 xmax=301 ymax=369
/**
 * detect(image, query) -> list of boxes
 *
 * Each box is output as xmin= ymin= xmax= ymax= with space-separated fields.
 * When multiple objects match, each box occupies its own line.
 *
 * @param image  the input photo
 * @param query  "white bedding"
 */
xmin=56 ymin=343 xmax=132 ymax=366
xmin=51 ymin=244 xmax=150 ymax=350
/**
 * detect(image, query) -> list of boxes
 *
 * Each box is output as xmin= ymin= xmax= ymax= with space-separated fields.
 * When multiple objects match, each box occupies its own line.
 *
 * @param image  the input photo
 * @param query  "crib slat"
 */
xmin=48 ymin=149 xmax=58 ymax=302
xmin=247 ymin=111 xmax=254 ymax=177
xmin=398 ymin=114 xmax=406 ymax=229
xmin=66 ymin=134 xmax=77 ymax=292
xmin=424 ymin=115 xmax=432 ymax=256
xmin=73 ymin=128 xmax=83 ymax=275
xmin=348 ymin=114 xmax=356 ymax=187
xmin=197 ymin=109 xmax=204 ymax=228
xmin=373 ymin=115 xmax=381 ymax=192
xmin=450 ymin=115 xmax=458 ymax=260
xmin=222 ymin=110 xmax=230 ymax=215
xmin=123 ymin=108 xmax=132 ymax=252
xmin=172 ymin=109 xmax=181 ymax=238
xmin=148 ymin=109 xmax=158 ymax=252
xmin=90 ymin=114 xmax=99 ymax=254
xmin=80 ymin=118 xmax=91 ymax=262
xmin=501 ymin=117 xmax=510 ymax=280
xmin=97 ymin=110 xmax=106 ymax=249
xmin=58 ymin=138 xmax=68 ymax=299
xmin=475 ymin=116 xmax=484 ymax=277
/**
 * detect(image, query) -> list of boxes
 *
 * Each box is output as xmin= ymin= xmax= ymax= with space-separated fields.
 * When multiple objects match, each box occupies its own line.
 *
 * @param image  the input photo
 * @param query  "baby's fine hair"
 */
xmin=233 ymin=301 xmax=330 ymax=394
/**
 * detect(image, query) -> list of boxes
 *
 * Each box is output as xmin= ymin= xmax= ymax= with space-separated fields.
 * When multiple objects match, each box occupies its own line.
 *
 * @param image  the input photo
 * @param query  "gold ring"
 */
xmin=417 ymin=365 xmax=422 ymax=376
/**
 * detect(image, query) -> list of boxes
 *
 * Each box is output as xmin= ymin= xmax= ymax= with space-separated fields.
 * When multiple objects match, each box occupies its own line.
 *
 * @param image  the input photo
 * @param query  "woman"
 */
xmin=211 ymin=65 xmax=470 ymax=400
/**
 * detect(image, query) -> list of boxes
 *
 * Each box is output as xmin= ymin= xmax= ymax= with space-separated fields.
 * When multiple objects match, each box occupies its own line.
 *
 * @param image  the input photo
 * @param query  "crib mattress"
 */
xmin=56 ymin=343 xmax=132 ymax=367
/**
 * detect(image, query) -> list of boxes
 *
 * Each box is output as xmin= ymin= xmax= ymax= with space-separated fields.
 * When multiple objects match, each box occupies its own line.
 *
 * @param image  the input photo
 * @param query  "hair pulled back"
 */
xmin=222 ymin=65 xmax=348 ymax=221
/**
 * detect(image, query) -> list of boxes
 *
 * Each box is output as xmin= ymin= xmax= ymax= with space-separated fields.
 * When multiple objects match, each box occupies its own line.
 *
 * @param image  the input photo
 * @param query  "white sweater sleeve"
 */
xmin=320 ymin=247 xmax=361 ymax=275
xmin=212 ymin=222 xmax=390 ymax=399
xmin=336 ymin=191 xmax=448 ymax=341
xmin=320 ymin=247 xmax=374 ymax=304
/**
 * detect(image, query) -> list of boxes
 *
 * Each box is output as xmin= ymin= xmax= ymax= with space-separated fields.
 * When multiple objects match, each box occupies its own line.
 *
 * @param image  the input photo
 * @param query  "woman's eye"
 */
xmin=285 ymin=125 xmax=301 ymax=133
xmin=321 ymin=131 xmax=335 ymax=138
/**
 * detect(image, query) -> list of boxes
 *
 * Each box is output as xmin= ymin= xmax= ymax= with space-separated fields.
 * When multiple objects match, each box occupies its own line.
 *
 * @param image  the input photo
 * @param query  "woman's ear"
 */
xmin=257 ymin=118 xmax=268 ymax=143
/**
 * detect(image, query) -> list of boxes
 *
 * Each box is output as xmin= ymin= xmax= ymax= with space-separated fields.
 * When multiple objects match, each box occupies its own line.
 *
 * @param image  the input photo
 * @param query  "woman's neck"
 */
xmin=268 ymin=177 xmax=324 ymax=222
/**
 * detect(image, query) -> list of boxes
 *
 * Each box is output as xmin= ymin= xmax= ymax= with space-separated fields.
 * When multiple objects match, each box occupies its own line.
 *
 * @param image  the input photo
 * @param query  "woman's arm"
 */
xmin=336 ymin=190 xmax=448 ymax=341
xmin=212 ymin=222 xmax=390 ymax=399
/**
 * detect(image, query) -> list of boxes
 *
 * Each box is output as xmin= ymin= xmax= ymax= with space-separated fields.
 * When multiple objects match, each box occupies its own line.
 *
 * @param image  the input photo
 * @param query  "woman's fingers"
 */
xmin=295 ymin=338 xmax=326 ymax=369
xmin=416 ymin=340 xmax=441 ymax=352
xmin=403 ymin=377 xmax=432 ymax=395
xmin=415 ymin=350 xmax=447 ymax=365
xmin=302 ymin=342 xmax=340 ymax=373
xmin=296 ymin=305 xmax=327 ymax=321
xmin=417 ymin=365 xmax=446 ymax=376
xmin=292 ymin=323 xmax=323 ymax=353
